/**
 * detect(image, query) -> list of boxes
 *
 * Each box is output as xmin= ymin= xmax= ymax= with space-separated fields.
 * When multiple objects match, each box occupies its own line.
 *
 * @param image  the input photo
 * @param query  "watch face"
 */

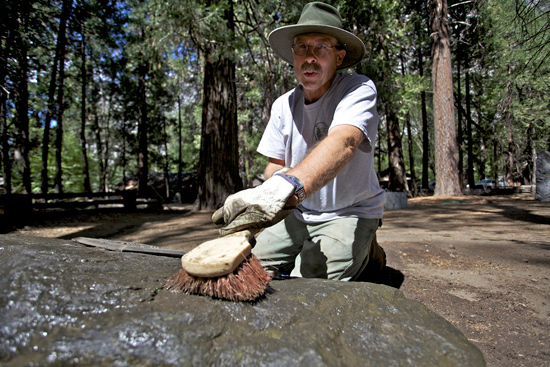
xmin=288 ymin=176 xmax=305 ymax=204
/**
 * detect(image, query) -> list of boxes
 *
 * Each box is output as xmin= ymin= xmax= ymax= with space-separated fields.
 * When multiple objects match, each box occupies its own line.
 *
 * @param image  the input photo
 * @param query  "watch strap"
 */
xmin=275 ymin=173 xmax=306 ymax=205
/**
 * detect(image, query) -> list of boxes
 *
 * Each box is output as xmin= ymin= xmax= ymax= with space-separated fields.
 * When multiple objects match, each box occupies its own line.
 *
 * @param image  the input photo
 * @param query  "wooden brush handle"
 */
xmin=181 ymin=230 xmax=257 ymax=278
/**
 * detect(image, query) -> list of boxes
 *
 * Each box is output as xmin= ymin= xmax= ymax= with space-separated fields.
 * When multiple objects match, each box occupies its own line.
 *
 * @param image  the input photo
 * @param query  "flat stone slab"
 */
xmin=384 ymin=191 xmax=408 ymax=210
xmin=0 ymin=235 xmax=485 ymax=366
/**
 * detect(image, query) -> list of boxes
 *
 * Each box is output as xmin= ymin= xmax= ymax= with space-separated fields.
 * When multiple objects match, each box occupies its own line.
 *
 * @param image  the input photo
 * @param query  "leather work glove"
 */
xmin=212 ymin=175 xmax=297 ymax=236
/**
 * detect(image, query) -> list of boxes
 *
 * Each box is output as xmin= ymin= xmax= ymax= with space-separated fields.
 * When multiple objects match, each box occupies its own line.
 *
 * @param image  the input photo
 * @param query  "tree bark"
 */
xmin=386 ymin=106 xmax=410 ymax=194
xmin=53 ymin=0 xmax=72 ymax=194
xmin=13 ymin=1 xmax=32 ymax=194
xmin=0 ymin=2 xmax=14 ymax=194
xmin=529 ymin=124 xmax=536 ymax=185
xmin=431 ymin=0 xmax=461 ymax=196
xmin=491 ymin=120 xmax=498 ymax=183
xmin=137 ymin=60 xmax=149 ymax=196
xmin=456 ymin=59 xmax=464 ymax=188
xmin=506 ymin=114 xmax=515 ymax=185
xmin=465 ymin=66 xmax=475 ymax=187
xmin=177 ymin=95 xmax=183 ymax=197
xmin=41 ymin=0 xmax=71 ymax=195
xmin=405 ymin=113 xmax=418 ymax=195
xmin=163 ymin=118 xmax=170 ymax=199
xmin=79 ymin=21 xmax=92 ymax=193
xmin=196 ymin=1 xmax=243 ymax=210
xmin=92 ymin=90 xmax=105 ymax=192
xmin=417 ymin=34 xmax=430 ymax=192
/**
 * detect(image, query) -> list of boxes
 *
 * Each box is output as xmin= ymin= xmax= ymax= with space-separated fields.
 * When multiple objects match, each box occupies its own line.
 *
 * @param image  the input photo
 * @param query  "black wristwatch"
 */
xmin=276 ymin=173 xmax=306 ymax=205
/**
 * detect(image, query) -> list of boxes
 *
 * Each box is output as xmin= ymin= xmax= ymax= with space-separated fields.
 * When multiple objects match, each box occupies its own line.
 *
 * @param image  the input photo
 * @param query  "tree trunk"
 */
xmin=41 ymin=0 xmax=70 ymax=195
xmin=0 ymin=109 xmax=9 ymax=194
xmin=405 ymin=113 xmax=418 ymax=196
xmin=506 ymin=115 xmax=515 ymax=185
xmin=79 ymin=21 xmax=92 ymax=194
xmin=465 ymin=66 xmax=475 ymax=187
xmin=177 ymin=95 xmax=183 ymax=197
xmin=0 ymin=6 xmax=13 ymax=194
xmin=93 ymin=110 xmax=105 ymax=192
xmin=163 ymin=118 xmax=170 ymax=200
xmin=101 ymin=89 xmax=113 ymax=192
xmin=137 ymin=60 xmax=149 ymax=197
xmin=53 ymin=0 xmax=71 ymax=194
xmin=386 ymin=106 xmax=410 ymax=194
xmin=479 ymin=135 xmax=486 ymax=180
xmin=196 ymin=1 xmax=243 ymax=210
xmin=417 ymin=37 xmax=430 ymax=192
xmin=431 ymin=0 xmax=461 ymax=196
xmin=456 ymin=59 xmax=464 ymax=188
xmin=492 ymin=120 xmax=498 ymax=183
xmin=376 ymin=122 xmax=382 ymax=177
xmin=13 ymin=1 xmax=32 ymax=195
xmin=53 ymin=50 xmax=66 ymax=194
xmin=530 ymin=124 xmax=536 ymax=185
xmin=122 ymin=121 xmax=128 ymax=189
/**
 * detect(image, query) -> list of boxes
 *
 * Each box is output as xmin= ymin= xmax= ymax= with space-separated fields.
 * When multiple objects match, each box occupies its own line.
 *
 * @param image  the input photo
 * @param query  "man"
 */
xmin=213 ymin=2 xmax=386 ymax=281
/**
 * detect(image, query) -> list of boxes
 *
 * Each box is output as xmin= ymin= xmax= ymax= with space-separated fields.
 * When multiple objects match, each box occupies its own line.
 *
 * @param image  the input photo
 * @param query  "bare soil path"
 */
xmin=6 ymin=194 xmax=550 ymax=367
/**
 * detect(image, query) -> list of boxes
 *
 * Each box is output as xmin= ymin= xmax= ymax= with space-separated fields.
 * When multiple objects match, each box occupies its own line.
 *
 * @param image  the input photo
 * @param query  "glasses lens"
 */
xmin=292 ymin=43 xmax=332 ymax=57
xmin=293 ymin=44 xmax=307 ymax=56
xmin=313 ymin=45 xmax=329 ymax=57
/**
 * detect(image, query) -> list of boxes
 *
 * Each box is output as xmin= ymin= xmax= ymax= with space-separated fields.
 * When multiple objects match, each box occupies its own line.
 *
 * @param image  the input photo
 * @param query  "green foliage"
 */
xmin=478 ymin=0 xmax=550 ymax=182
xmin=2 ymin=0 xmax=548 ymax=197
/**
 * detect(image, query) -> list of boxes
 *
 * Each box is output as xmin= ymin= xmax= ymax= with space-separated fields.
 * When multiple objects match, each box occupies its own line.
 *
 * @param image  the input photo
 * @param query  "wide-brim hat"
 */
xmin=268 ymin=2 xmax=366 ymax=70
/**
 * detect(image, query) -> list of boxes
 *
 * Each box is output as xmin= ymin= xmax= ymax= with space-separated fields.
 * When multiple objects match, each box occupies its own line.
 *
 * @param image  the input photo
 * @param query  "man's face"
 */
xmin=292 ymin=33 xmax=346 ymax=103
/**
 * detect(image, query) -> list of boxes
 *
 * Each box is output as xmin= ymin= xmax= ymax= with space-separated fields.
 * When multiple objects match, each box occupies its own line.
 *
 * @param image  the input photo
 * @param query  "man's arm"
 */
xmin=212 ymin=124 xmax=365 ymax=234
xmin=271 ymin=124 xmax=365 ymax=207
xmin=264 ymin=158 xmax=285 ymax=179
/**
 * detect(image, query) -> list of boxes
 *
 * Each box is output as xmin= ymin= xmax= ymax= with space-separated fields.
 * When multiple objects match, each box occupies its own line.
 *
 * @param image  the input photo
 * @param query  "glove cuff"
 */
xmin=274 ymin=173 xmax=306 ymax=205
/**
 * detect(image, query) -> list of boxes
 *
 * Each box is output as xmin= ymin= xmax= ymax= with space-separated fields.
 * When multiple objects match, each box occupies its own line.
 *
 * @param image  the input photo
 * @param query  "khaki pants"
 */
xmin=252 ymin=214 xmax=384 ymax=281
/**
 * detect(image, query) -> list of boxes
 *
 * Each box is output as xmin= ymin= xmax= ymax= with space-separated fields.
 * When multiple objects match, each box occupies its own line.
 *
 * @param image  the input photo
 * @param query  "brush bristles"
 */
xmin=165 ymin=254 xmax=272 ymax=302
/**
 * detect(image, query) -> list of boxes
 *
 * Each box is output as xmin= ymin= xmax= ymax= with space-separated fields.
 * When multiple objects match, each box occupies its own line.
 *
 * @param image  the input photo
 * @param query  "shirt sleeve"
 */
xmin=330 ymin=77 xmax=379 ymax=153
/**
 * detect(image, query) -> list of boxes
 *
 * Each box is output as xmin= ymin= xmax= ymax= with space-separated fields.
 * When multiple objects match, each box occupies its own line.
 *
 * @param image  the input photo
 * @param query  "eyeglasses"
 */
xmin=292 ymin=43 xmax=336 ymax=58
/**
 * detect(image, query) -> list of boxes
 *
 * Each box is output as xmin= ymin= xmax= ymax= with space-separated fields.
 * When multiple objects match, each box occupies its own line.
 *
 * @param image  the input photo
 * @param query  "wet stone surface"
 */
xmin=1 ymin=235 xmax=486 ymax=366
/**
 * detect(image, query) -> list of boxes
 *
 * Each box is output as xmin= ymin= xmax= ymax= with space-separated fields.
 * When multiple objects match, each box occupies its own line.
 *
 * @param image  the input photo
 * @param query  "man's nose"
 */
xmin=305 ymin=47 xmax=317 ymax=61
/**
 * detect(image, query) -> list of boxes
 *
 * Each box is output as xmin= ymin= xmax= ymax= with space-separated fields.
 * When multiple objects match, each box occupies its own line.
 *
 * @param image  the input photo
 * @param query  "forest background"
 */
xmin=1 ymin=0 xmax=549 ymax=210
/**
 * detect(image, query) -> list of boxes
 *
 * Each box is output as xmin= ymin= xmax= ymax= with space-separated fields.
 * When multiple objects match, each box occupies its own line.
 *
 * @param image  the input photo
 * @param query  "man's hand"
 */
xmin=212 ymin=175 xmax=296 ymax=236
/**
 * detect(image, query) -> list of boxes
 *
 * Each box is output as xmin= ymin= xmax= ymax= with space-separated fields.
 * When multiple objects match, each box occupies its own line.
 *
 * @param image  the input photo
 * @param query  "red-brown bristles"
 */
xmin=165 ymin=254 xmax=272 ymax=302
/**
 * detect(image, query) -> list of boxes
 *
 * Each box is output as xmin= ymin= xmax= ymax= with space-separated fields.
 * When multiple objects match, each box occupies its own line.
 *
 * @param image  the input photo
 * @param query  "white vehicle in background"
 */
xmin=475 ymin=178 xmax=503 ymax=190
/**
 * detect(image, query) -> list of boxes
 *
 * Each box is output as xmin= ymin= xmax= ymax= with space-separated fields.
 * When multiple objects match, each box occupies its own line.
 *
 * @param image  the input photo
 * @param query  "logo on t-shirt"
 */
xmin=314 ymin=122 xmax=329 ymax=142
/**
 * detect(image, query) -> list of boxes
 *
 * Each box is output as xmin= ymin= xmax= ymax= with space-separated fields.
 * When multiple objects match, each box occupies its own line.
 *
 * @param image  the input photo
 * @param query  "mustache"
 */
xmin=301 ymin=63 xmax=321 ymax=73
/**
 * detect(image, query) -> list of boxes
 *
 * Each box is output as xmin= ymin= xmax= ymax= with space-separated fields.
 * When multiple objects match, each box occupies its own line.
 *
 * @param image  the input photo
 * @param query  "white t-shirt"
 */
xmin=257 ymin=73 xmax=385 ymax=223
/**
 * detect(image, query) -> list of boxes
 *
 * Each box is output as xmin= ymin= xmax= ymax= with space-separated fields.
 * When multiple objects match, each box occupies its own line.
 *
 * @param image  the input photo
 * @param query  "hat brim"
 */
xmin=269 ymin=24 xmax=366 ymax=70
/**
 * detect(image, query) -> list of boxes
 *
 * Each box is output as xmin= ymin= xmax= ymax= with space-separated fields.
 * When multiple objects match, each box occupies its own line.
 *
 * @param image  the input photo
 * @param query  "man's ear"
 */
xmin=336 ymin=49 xmax=346 ymax=66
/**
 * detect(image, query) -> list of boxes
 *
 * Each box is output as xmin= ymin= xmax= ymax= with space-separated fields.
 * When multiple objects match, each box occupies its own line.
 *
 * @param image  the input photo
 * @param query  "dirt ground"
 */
xmin=5 ymin=193 xmax=550 ymax=367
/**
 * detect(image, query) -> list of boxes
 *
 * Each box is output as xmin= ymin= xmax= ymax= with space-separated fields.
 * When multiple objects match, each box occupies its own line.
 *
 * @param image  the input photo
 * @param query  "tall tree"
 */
xmin=53 ymin=0 xmax=71 ymax=194
xmin=415 ymin=14 xmax=431 ymax=192
xmin=40 ymin=0 xmax=71 ymax=194
xmin=196 ymin=0 xmax=243 ymax=209
xmin=386 ymin=107 xmax=409 ymax=194
xmin=137 ymin=55 xmax=149 ymax=196
xmin=12 ymin=0 xmax=32 ymax=194
xmin=0 ymin=0 xmax=14 ymax=194
xmin=404 ymin=113 xmax=418 ymax=195
xmin=77 ymin=5 xmax=92 ymax=193
xmin=464 ymin=62 xmax=475 ymax=187
xmin=431 ymin=0 xmax=461 ymax=196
